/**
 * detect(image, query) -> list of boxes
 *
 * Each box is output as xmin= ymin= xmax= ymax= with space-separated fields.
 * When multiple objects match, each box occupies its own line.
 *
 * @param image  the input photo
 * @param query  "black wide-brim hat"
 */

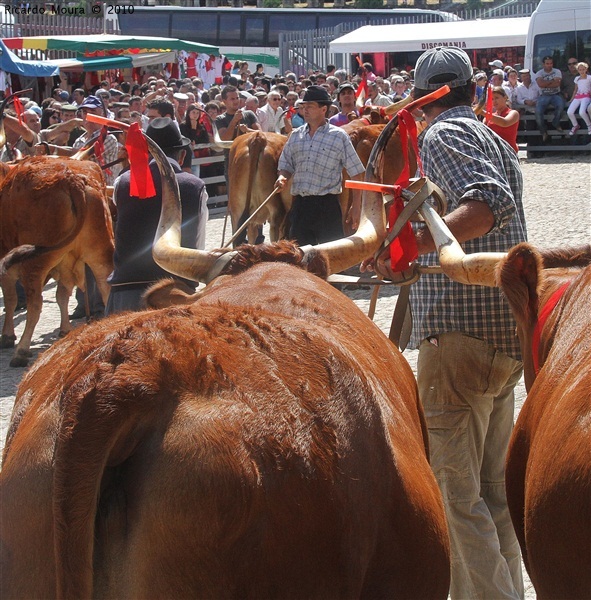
xmin=146 ymin=117 xmax=190 ymax=150
xmin=302 ymin=85 xmax=332 ymax=104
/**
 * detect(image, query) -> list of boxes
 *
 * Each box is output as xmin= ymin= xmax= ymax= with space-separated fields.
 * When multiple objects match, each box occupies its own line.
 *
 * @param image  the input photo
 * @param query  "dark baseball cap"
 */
xmin=336 ymin=82 xmax=356 ymax=97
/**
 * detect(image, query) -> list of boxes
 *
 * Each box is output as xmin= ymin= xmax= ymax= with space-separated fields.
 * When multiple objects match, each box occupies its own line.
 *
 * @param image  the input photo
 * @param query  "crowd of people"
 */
xmin=0 ymin=48 xmax=587 ymax=599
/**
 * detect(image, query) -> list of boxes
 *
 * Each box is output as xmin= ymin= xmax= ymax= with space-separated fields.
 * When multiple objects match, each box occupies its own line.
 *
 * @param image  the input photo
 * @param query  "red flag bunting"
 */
xmin=125 ymin=122 xmax=156 ymax=199
xmin=486 ymin=83 xmax=493 ymax=118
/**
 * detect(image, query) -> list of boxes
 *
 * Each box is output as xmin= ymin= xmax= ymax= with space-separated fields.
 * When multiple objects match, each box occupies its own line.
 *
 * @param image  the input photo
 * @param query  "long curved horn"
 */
xmin=383 ymin=93 xmax=414 ymax=116
xmin=419 ymin=202 xmax=505 ymax=287
xmin=149 ymin=134 xmax=224 ymax=282
xmin=301 ymin=114 xmax=395 ymax=274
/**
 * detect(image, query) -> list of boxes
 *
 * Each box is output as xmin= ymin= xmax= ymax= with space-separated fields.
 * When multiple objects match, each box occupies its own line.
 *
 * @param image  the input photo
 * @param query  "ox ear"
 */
xmin=143 ymin=279 xmax=202 ymax=309
xmin=369 ymin=110 xmax=382 ymax=125
xmin=497 ymin=243 xmax=542 ymax=327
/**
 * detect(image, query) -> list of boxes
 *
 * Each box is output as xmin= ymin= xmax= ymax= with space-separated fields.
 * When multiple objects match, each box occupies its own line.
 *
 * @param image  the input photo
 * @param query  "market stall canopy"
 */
xmin=2 ymin=34 xmax=219 ymax=56
xmin=329 ymin=17 xmax=529 ymax=54
xmin=53 ymin=51 xmax=177 ymax=72
xmin=0 ymin=38 xmax=60 ymax=77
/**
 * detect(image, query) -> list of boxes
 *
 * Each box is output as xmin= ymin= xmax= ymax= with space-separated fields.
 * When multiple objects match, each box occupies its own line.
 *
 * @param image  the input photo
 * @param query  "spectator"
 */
xmin=105 ymin=117 xmax=208 ymax=315
xmin=366 ymin=81 xmax=393 ymax=107
xmin=561 ymin=57 xmax=579 ymax=101
xmin=515 ymin=68 xmax=540 ymax=114
xmin=362 ymin=62 xmax=377 ymax=82
xmin=180 ymin=103 xmax=211 ymax=177
xmin=3 ymin=109 xmax=41 ymax=157
xmin=490 ymin=68 xmax=505 ymax=87
xmin=484 ymin=86 xmax=520 ymax=152
xmin=502 ymin=68 xmax=520 ymax=106
xmin=473 ymin=72 xmax=488 ymax=105
xmin=274 ymin=85 xmax=365 ymax=245
xmin=365 ymin=46 xmax=527 ymax=600
xmin=566 ymin=61 xmax=591 ymax=135
xmin=390 ymin=76 xmax=408 ymax=100
xmin=329 ymin=82 xmax=358 ymax=127
xmin=259 ymin=90 xmax=287 ymax=133
xmin=535 ymin=56 xmax=565 ymax=142
xmin=488 ymin=59 xmax=504 ymax=73
xmin=291 ymin=99 xmax=305 ymax=127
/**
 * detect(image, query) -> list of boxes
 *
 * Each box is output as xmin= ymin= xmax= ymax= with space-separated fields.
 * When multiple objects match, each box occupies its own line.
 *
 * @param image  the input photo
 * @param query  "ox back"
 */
xmin=500 ymin=245 xmax=591 ymax=599
xmin=0 ymin=262 xmax=449 ymax=599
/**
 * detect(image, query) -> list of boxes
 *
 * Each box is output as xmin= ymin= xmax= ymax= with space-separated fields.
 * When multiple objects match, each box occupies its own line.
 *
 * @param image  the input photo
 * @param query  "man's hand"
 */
xmin=274 ymin=174 xmax=288 ymax=190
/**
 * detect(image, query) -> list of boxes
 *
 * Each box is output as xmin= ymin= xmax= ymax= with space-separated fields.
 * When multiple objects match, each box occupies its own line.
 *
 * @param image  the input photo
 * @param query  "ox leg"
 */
xmin=10 ymin=280 xmax=44 ymax=368
xmin=56 ymin=282 xmax=74 ymax=337
xmin=1 ymin=275 xmax=18 ymax=348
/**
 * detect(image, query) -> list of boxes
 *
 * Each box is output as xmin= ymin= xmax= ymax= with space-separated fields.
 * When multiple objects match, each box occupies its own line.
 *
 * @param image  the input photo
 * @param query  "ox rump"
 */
xmin=0 ymin=256 xmax=451 ymax=598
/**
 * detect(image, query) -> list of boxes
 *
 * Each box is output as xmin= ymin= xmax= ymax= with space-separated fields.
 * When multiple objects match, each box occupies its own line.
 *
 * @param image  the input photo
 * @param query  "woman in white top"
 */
xmin=567 ymin=62 xmax=591 ymax=135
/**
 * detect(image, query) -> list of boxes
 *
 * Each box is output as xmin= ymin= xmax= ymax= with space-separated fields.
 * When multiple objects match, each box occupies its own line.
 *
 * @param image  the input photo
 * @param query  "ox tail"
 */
xmin=0 ymin=175 xmax=87 ymax=275
xmin=234 ymin=132 xmax=267 ymax=247
xmin=52 ymin=364 xmax=151 ymax=599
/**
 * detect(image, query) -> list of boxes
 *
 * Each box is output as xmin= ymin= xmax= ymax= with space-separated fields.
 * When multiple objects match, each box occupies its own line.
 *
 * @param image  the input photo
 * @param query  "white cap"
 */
xmin=488 ymin=60 xmax=504 ymax=69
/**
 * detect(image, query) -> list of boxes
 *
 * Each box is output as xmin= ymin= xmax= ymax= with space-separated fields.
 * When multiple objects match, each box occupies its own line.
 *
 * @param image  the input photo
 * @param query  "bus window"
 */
xmin=171 ymin=12 xmax=217 ymax=45
xmin=118 ymin=12 xmax=167 ymax=36
xmin=532 ymin=29 xmax=591 ymax=71
xmin=268 ymin=13 xmax=315 ymax=45
xmin=244 ymin=15 xmax=265 ymax=46
xmin=218 ymin=13 xmax=242 ymax=46
xmin=317 ymin=14 xmax=367 ymax=29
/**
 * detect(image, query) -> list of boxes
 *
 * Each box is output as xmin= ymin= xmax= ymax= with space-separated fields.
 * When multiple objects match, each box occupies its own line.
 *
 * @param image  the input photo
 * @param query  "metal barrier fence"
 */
xmin=192 ymin=151 xmax=229 ymax=216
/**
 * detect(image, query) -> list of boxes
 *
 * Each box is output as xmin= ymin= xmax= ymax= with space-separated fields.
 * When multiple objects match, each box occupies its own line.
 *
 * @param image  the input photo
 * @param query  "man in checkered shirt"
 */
xmin=409 ymin=48 xmax=527 ymax=600
xmin=275 ymin=85 xmax=365 ymax=246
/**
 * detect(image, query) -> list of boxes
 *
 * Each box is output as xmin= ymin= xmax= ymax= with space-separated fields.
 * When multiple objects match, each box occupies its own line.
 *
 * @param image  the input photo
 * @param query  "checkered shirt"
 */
xmin=73 ymin=131 xmax=119 ymax=186
xmin=409 ymin=106 xmax=528 ymax=360
xmin=278 ymin=121 xmax=365 ymax=196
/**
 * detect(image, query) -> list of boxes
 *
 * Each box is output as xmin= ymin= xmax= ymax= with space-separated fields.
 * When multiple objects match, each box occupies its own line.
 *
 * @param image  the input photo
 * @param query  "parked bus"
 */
xmin=117 ymin=6 xmax=458 ymax=75
xmin=525 ymin=0 xmax=590 ymax=72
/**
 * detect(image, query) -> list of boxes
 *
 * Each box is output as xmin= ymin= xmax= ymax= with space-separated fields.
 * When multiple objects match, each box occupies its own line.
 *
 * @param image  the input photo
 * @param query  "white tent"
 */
xmin=329 ymin=17 xmax=529 ymax=54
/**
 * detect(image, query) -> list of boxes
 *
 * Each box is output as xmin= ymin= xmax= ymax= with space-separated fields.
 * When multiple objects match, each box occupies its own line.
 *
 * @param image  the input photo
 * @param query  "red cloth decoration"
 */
xmin=386 ymin=108 xmax=423 ymax=273
xmin=125 ymin=122 xmax=156 ymax=199
xmin=486 ymin=83 xmax=493 ymax=118
xmin=93 ymin=127 xmax=106 ymax=167
xmin=13 ymin=96 xmax=24 ymax=125
xmin=531 ymin=282 xmax=570 ymax=374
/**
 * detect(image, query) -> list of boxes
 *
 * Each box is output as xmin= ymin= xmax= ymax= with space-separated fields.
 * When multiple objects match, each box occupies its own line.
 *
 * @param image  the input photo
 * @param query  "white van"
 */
xmin=525 ymin=0 xmax=591 ymax=72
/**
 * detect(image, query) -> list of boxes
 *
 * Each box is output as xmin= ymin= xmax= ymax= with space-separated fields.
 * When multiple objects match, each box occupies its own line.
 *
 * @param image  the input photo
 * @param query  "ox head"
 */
xmin=149 ymin=121 xmax=388 ymax=283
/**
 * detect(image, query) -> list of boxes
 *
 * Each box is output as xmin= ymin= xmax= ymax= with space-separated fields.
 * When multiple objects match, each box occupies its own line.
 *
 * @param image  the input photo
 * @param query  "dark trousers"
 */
xmin=289 ymin=194 xmax=343 ymax=247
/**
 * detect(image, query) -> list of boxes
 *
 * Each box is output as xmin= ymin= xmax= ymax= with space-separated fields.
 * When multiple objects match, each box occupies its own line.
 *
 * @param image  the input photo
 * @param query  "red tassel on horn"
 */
xmin=125 ymin=121 xmax=156 ymax=199
xmin=13 ymin=96 xmax=25 ymax=125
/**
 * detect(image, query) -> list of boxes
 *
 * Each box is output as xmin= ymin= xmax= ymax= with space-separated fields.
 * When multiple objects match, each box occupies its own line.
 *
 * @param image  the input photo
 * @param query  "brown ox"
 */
xmin=227 ymin=131 xmax=294 ymax=245
xmin=227 ymin=115 xmax=421 ymax=246
xmin=498 ymin=244 xmax=591 ymax=599
xmin=417 ymin=200 xmax=590 ymax=599
xmin=0 ymin=130 xmax=450 ymax=599
xmin=0 ymin=156 xmax=114 ymax=367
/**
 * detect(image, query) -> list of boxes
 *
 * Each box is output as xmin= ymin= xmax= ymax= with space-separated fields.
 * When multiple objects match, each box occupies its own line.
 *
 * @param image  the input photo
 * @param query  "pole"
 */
xmin=223 ymin=186 xmax=281 ymax=248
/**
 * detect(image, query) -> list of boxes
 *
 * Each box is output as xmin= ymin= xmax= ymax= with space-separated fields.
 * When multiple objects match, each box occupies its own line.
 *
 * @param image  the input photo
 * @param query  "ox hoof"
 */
xmin=10 ymin=351 xmax=31 ymax=368
xmin=1 ymin=334 xmax=17 ymax=349
xmin=58 ymin=329 xmax=70 ymax=338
